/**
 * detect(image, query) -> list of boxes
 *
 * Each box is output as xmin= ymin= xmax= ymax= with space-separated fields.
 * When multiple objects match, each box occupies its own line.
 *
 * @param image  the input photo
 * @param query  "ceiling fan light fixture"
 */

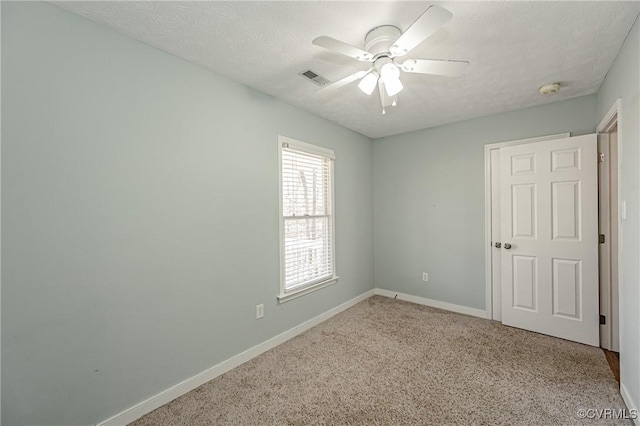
xmin=380 ymin=62 xmax=403 ymax=96
xmin=384 ymin=77 xmax=403 ymax=97
xmin=380 ymin=62 xmax=400 ymax=80
xmin=311 ymin=5 xmax=466 ymax=116
xmin=358 ymin=71 xmax=379 ymax=95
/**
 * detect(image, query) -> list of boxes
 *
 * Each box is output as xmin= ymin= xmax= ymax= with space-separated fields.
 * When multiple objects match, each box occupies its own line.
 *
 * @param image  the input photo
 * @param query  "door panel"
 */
xmin=551 ymin=181 xmax=580 ymax=240
xmin=500 ymin=134 xmax=599 ymax=346
xmin=512 ymin=255 xmax=537 ymax=311
xmin=551 ymin=148 xmax=580 ymax=171
xmin=512 ymin=184 xmax=537 ymax=238
xmin=511 ymin=154 xmax=536 ymax=174
xmin=552 ymin=258 xmax=581 ymax=319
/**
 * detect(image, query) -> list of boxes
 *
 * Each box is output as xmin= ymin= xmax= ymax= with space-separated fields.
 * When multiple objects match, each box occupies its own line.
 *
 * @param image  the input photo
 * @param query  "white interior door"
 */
xmin=500 ymin=134 xmax=599 ymax=346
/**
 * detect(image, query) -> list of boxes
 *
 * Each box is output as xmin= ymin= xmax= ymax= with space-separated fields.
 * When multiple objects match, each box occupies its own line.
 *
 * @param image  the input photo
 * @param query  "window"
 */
xmin=278 ymin=136 xmax=337 ymax=302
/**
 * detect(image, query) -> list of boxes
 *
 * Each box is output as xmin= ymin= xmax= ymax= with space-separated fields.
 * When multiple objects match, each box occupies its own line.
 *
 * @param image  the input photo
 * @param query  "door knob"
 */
xmin=494 ymin=242 xmax=501 ymax=248
xmin=504 ymin=243 xmax=512 ymax=249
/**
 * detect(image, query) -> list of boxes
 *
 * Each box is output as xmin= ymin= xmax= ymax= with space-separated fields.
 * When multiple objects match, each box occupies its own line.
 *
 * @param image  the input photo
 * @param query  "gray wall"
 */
xmin=596 ymin=16 xmax=640 ymax=411
xmin=373 ymin=95 xmax=597 ymax=310
xmin=1 ymin=2 xmax=374 ymax=425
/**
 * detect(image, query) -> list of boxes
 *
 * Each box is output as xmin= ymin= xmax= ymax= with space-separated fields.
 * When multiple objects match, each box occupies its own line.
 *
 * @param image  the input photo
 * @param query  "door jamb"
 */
xmin=484 ymin=133 xmax=571 ymax=320
xmin=597 ymin=99 xmax=622 ymax=352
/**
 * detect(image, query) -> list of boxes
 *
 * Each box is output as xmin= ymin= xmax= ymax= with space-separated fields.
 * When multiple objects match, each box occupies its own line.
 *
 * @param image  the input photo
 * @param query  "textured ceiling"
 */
xmin=53 ymin=1 xmax=639 ymax=139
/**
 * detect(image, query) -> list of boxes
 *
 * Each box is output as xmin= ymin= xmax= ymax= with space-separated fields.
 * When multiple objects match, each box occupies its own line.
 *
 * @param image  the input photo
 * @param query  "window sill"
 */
xmin=277 ymin=277 xmax=339 ymax=304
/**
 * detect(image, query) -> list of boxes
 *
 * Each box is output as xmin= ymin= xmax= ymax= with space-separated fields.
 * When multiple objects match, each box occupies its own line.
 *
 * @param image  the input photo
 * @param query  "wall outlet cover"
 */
xmin=256 ymin=304 xmax=264 ymax=319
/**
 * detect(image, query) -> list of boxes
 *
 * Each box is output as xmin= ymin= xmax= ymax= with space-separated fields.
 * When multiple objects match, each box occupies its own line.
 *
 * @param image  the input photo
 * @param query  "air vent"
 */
xmin=302 ymin=70 xmax=318 ymax=79
xmin=299 ymin=69 xmax=330 ymax=87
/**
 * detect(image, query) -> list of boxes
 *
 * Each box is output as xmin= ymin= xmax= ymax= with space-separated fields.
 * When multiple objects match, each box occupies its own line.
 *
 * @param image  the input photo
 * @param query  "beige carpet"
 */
xmin=132 ymin=296 xmax=629 ymax=425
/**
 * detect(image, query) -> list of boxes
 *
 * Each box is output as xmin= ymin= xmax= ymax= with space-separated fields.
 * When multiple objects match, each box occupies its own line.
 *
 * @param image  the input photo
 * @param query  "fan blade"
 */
xmin=400 ymin=59 xmax=469 ymax=76
xmin=390 ymin=5 xmax=453 ymax=57
xmin=312 ymin=36 xmax=374 ymax=62
xmin=317 ymin=70 xmax=370 ymax=93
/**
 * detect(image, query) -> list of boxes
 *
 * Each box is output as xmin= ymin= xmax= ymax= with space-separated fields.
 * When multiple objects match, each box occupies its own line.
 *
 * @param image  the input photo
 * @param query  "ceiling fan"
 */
xmin=312 ymin=5 xmax=469 ymax=115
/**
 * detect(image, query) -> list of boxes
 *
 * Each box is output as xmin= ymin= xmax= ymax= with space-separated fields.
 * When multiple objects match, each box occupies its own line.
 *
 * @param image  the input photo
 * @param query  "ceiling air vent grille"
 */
xmin=299 ymin=69 xmax=330 ymax=87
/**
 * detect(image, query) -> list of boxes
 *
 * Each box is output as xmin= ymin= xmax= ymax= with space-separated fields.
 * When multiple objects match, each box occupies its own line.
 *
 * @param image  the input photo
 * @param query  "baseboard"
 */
xmin=98 ymin=289 xmax=375 ymax=426
xmin=620 ymin=382 xmax=640 ymax=426
xmin=374 ymin=288 xmax=487 ymax=319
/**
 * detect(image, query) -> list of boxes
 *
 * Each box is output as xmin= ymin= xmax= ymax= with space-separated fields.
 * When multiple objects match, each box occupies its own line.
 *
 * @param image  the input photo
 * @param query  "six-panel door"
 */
xmin=500 ymin=134 xmax=599 ymax=346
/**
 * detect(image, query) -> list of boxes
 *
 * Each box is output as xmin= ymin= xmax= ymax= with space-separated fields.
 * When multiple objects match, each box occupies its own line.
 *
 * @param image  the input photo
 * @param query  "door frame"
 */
xmin=597 ymin=99 xmax=622 ymax=351
xmin=484 ymin=133 xmax=570 ymax=320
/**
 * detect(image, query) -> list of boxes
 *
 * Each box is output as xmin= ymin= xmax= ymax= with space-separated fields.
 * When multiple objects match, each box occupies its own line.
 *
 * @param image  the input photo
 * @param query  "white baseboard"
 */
xmin=374 ymin=288 xmax=487 ymax=319
xmin=98 ymin=289 xmax=375 ymax=426
xmin=621 ymin=382 xmax=640 ymax=426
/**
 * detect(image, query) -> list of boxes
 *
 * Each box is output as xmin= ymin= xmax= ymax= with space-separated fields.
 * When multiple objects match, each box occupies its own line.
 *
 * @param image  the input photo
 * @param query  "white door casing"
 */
xmin=490 ymin=149 xmax=502 ymax=320
xmin=500 ymin=134 xmax=599 ymax=346
xmin=597 ymin=120 xmax=620 ymax=352
xmin=598 ymin=132 xmax=612 ymax=349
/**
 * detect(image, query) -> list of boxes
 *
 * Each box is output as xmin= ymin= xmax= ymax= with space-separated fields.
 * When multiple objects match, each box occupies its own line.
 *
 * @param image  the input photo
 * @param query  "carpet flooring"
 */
xmin=132 ymin=296 xmax=630 ymax=425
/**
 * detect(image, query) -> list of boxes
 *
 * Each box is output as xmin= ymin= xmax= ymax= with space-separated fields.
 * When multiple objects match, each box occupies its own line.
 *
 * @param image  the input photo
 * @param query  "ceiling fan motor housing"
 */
xmin=365 ymin=25 xmax=402 ymax=57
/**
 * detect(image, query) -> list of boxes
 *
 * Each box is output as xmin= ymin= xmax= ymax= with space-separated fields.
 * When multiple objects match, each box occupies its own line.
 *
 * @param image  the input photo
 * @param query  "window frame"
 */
xmin=277 ymin=135 xmax=338 ymax=303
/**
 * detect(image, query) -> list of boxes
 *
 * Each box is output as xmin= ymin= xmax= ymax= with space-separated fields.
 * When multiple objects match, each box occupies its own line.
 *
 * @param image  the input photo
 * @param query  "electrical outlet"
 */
xmin=256 ymin=304 xmax=264 ymax=319
xmin=422 ymin=272 xmax=429 ymax=282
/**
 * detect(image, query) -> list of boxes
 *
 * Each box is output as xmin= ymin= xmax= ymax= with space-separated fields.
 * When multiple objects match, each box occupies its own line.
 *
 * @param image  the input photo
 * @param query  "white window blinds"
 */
xmin=280 ymin=138 xmax=336 ymax=296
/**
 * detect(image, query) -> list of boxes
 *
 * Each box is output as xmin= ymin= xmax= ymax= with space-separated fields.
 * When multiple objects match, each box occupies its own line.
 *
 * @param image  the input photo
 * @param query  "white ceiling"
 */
xmin=53 ymin=1 xmax=639 ymax=139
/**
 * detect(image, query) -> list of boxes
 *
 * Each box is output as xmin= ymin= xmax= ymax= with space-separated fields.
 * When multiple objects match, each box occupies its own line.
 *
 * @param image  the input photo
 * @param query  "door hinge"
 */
xmin=600 ymin=314 xmax=606 ymax=325
xmin=599 ymin=234 xmax=606 ymax=244
xmin=599 ymin=152 xmax=605 ymax=163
